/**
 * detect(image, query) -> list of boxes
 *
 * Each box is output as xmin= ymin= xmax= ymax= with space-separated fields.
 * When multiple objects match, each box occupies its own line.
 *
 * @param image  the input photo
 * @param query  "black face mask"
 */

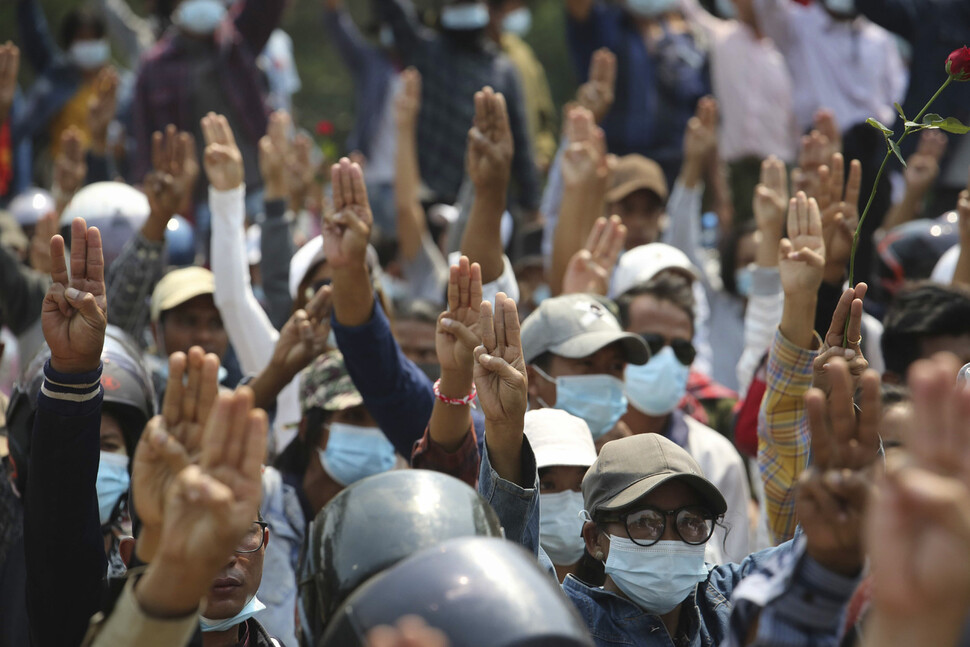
xmin=416 ymin=362 xmax=442 ymax=383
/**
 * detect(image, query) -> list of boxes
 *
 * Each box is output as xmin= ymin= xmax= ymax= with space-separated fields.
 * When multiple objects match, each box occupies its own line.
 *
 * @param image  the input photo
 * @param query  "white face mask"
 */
xmin=539 ymin=490 xmax=587 ymax=565
xmin=440 ymin=3 xmax=490 ymax=30
xmin=69 ymin=39 xmax=110 ymax=70
xmin=603 ymin=537 xmax=708 ymax=614
xmin=502 ymin=7 xmax=532 ymax=36
xmin=173 ymin=0 xmax=228 ymax=36
xmin=626 ymin=0 xmax=679 ymax=18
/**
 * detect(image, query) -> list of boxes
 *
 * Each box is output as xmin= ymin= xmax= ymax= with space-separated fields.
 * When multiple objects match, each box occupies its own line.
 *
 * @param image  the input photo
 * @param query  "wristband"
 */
xmin=433 ymin=379 xmax=477 ymax=408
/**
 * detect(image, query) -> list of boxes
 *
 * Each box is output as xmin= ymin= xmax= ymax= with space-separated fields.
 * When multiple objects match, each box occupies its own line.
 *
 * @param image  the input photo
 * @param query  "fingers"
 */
xmin=240 ymin=406 xmax=269 ymax=488
xmin=69 ymin=217 xmax=88 ymax=285
xmin=222 ymin=387 xmax=254 ymax=470
xmin=584 ymin=217 xmax=608 ymax=253
xmin=181 ymin=347 xmax=205 ymax=425
xmin=479 ymin=299 xmax=495 ymax=353
xmin=201 ymin=392 xmax=234 ymax=470
xmin=590 ymin=47 xmax=616 ymax=87
xmin=845 ymin=293 xmax=865 ymax=350
xmin=807 ymin=195 xmax=823 ymax=238
xmin=501 ymin=296 xmax=522 ymax=356
xmin=162 ymin=352 xmax=187 ymax=426
xmin=805 ymin=387 xmax=833 ymax=469
xmin=151 ymin=130 xmax=164 ymax=173
xmin=856 ymin=369 xmax=882 ymax=463
xmin=493 ymin=292 xmax=507 ymax=354
xmin=305 ymin=283 xmax=334 ymax=322
xmin=440 ymin=316 xmax=481 ymax=349
xmin=144 ymin=416 xmax=190 ymax=473
xmin=845 ymin=159 xmax=862 ymax=212
xmin=787 ymin=193 xmax=804 ymax=238
xmin=49 ymin=234 xmax=68 ymax=286
xmin=825 ymin=288 xmax=855 ymax=343
xmin=828 ymin=153 xmax=845 ymax=207
xmin=194 ymin=353 xmax=222 ymax=446
xmin=469 ymin=262 xmax=483 ymax=313
xmin=84 ymin=225 xmax=105 ymax=287
xmin=457 ymin=256 xmax=470 ymax=310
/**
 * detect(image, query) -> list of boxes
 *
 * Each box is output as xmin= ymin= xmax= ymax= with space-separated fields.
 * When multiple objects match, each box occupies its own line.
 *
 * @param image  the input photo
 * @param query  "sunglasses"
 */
xmin=640 ymin=333 xmax=696 ymax=366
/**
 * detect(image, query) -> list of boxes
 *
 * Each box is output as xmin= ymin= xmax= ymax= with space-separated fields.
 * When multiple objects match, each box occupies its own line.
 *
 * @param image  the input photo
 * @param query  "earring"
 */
xmin=594 ymin=550 xmax=605 ymax=561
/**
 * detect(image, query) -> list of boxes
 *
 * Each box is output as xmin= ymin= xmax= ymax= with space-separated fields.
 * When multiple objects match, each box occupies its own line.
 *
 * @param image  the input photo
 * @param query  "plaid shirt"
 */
xmin=758 ymin=329 xmax=817 ymax=545
xmin=131 ymin=0 xmax=283 ymax=182
xmin=105 ymin=233 xmax=166 ymax=348
xmin=375 ymin=0 xmax=540 ymax=210
xmin=411 ymin=421 xmax=481 ymax=489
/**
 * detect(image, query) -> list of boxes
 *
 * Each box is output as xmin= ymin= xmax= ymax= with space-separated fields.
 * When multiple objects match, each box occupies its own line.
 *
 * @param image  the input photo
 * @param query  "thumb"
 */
xmin=65 ymin=287 xmax=104 ymax=319
xmin=778 ymin=238 xmax=793 ymax=262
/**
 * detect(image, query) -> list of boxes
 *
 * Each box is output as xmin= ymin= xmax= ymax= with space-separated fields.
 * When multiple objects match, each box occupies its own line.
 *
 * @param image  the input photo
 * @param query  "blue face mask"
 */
xmin=502 ymin=7 xmax=532 ymax=35
xmin=603 ymin=537 xmax=708 ymax=614
xmin=200 ymin=595 xmax=266 ymax=632
xmin=625 ymin=346 xmax=689 ymax=416
xmin=173 ymin=0 xmax=227 ymax=35
xmin=440 ymin=3 xmax=490 ymax=30
xmin=317 ymin=423 xmax=396 ymax=487
xmin=626 ymin=0 xmax=679 ymax=18
xmin=539 ymin=490 xmax=586 ymax=565
xmin=531 ymin=283 xmax=551 ymax=306
xmin=97 ymin=452 xmax=130 ymax=525
xmin=533 ymin=366 xmax=628 ymax=439
xmin=734 ymin=264 xmax=754 ymax=298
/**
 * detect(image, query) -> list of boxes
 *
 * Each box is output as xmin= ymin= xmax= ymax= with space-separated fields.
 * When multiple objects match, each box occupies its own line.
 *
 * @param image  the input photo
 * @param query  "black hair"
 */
xmin=275 ymin=407 xmax=333 ymax=476
xmin=59 ymin=8 xmax=106 ymax=49
xmin=880 ymin=383 xmax=910 ymax=407
xmin=531 ymin=351 xmax=553 ymax=371
xmin=719 ymin=220 xmax=758 ymax=297
xmin=392 ymin=298 xmax=440 ymax=325
xmin=881 ymin=282 xmax=970 ymax=377
xmin=615 ymin=272 xmax=696 ymax=330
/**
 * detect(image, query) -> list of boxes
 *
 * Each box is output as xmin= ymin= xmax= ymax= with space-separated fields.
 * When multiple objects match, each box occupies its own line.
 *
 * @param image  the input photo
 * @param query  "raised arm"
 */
xmin=323 ymin=0 xmax=375 ymax=76
xmin=951 ymin=187 xmax=970 ymax=289
xmin=462 ymin=87 xmax=514 ymax=284
xmin=394 ymin=68 xmax=427 ymax=262
xmin=879 ymin=131 xmax=947 ymax=233
xmin=564 ymin=0 xmax=595 ymax=22
xmin=233 ymin=0 xmax=286 ymax=54
xmin=26 ymin=218 xmax=108 ymax=647
xmin=370 ymin=0 xmax=425 ymax=62
xmin=15 ymin=0 xmax=59 ymax=74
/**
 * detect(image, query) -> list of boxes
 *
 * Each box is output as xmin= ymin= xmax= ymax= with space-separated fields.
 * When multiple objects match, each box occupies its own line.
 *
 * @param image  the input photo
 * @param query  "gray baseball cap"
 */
xmin=520 ymin=294 xmax=649 ymax=365
xmin=582 ymin=434 xmax=727 ymax=517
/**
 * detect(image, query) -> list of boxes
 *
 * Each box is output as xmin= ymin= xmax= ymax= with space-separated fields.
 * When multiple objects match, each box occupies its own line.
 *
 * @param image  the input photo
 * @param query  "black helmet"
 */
xmin=5 ymin=325 xmax=156 ymax=493
xmin=874 ymin=214 xmax=959 ymax=302
xmin=298 ymin=470 xmax=502 ymax=643
xmin=320 ymin=537 xmax=594 ymax=647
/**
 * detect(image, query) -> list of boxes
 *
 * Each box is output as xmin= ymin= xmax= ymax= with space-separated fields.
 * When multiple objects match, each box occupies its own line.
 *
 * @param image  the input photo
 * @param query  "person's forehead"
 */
xmin=556 ymin=342 xmax=625 ymax=365
xmin=629 ymin=480 xmax=702 ymax=511
xmin=627 ymin=295 xmax=691 ymax=337
xmin=165 ymin=294 xmax=219 ymax=318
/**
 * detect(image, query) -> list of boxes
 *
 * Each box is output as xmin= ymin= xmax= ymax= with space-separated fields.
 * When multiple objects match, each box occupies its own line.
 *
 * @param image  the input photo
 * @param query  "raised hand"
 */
xmin=813 ymin=283 xmax=869 ymax=396
xmin=259 ymin=110 xmax=292 ymax=201
xmin=271 ymin=284 xmax=332 ymax=377
xmin=86 ymin=66 xmax=119 ymax=155
xmin=576 ymin=47 xmax=616 ymax=124
xmin=778 ymin=192 xmax=826 ymax=296
xmin=29 ymin=210 xmax=59 ymax=274
xmin=683 ymin=96 xmax=718 ymax=164
xmin=53 ymin=127 xmax=88 ymax=213
xmin=865 ymin=354 xmax=970 ymax=642
xmin=561 ymin=106 xmax=608 ymax=190
xmin=791 ymin=129 xmax=835 ymax=199
xmin=367 ymin=616 xmax=450 ymax=647
xmin=131 ymin=347 xmax=220 ymax=561
xmin=798 ymin=358 xmax=880 ymax=575
xmin=437 ymin=256 xmax=484 ymax=374
xmin=41 ymin=217 xmax=107 ymax=374
xmin=135 ymin=387 xmax=267 ymax=619
xmin=201 ymin=112 xmax=244 ymax=192
xmin=903 ymin=130 xmax=947 ymax=196
xmin=753 ymin=156 xmax=789 ymax=236
xmin=815 ymin=154 xmax=861 ymax=282
xmin=562 ymin=215 xmax=627 ymax=296
xmin=0 ymin=42 xmax=20 ymax=123
xmin=466 ymin=86 xmax=513 ymax=193
xmin=145 ymin=125 xmax=198 ymax=229
xmin=323 ymin=157 xmax=372 ymax=270
xmin=288 ymin=132 xmax=316 ymax=213
xmin=813 ymin=109 xmax=842 ymax=159
xmin=394 ymin=67 xmax=422 ymax=131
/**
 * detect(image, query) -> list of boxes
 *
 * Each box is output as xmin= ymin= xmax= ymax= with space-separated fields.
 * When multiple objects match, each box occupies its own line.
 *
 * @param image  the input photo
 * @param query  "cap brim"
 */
xmin=548 ymin=330 xmax=650 ymax=366
xmin=599 ymin=472 xmax=727 ymax=516
xmin=605 ymin=181 xmax=666 ymax=205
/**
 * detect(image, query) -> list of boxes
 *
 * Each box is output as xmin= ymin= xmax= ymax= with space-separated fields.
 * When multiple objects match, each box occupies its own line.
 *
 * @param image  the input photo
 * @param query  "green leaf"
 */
xmin=904 ymin=121 xmax=925 ymax=130
xmin=923 ymin=115 xmax=970 ymax=134
xmin=894 ymin=102 xmax=906 ymax=120
xmin=888 ymin=139 xmax=907 ymax=167
xmin=922 ymin=113 xmax=944 ymax=124
xmin=866 ymin=118 xmax=894 ymax=136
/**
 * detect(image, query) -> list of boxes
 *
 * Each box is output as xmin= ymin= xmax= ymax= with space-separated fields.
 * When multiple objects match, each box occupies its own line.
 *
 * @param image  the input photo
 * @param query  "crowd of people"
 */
xmin=1 ymin=0 xmax=970 ymax=645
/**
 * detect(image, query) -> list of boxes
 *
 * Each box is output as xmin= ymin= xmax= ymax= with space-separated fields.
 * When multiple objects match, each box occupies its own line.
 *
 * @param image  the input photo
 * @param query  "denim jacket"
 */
xmin=479 ymin=434 xmax=860 ymax=647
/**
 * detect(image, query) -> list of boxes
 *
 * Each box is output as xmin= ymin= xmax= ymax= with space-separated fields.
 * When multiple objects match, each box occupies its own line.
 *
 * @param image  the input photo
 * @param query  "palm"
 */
xmin=325 ymin=158 xmax=373 ymax=269
xmin=474 ymin=347 xmax=526 ymax=421
xmin=201 ymin=114 xmax=244 ymax=192
xmin=132 ymin=418 xmax=197 ymax=527
xmin=438 ymin=308 xmax=481 ymax=372
xmin=466 ymin=87 xmax=513 ymax=189
xmin=779 ymin=233 xmax=824 ymax=292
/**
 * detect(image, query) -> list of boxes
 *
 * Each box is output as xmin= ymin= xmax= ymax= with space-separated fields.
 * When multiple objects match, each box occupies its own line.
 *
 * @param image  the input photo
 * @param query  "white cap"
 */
xmin=609 ymin=243 xmax=700 ymax=298
xmin=524 ymin=409 xmax=597 ymax=469
xmin=289 ymin=235 xmax=324 ymax=299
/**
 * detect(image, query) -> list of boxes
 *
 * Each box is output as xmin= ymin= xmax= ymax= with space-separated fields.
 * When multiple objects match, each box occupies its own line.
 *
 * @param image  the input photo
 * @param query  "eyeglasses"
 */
xmin=600 ymin=506 xmax=716 ymax=546
xmin=639 ymin=334 xmax=696 ymax=366
xmin=236 ymin=521 xmax=269 ymax=553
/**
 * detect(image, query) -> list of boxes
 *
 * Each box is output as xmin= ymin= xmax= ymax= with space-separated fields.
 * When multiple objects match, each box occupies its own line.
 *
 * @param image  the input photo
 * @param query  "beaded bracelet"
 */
xmin=433 ymin=379 xmax=477 ymax=408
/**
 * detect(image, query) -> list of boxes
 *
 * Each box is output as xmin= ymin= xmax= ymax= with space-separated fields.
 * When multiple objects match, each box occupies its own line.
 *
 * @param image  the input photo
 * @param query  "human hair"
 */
xmin=880 ymin=383 xmax=910 ymax=407
xmin=615 ymin=272 xmax=695 ymax=331
xmin=881 ymin=282 xmax=970 ymax=377
xmin=392 ymin=298 xmax=440 ymax=325
xmin=59 ymin=8 xmax=106 ymax=49
xmin=719 ymin=220 xmax=757 ymax=296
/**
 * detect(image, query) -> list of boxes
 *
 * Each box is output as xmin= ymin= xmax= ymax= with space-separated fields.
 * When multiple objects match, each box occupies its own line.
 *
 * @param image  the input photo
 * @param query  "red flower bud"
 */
xmin=946 ymin=46 xmax=970 ymax=82
xmin=315 ymin=120 xmax=335 ymax=137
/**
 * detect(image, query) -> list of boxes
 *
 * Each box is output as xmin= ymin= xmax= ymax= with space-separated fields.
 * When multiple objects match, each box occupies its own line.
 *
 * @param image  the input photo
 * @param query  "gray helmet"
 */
xmin=5 ymin=325 xmax=155 ymax=493
xmin=320 ymin=537 xmax=595 ymax=647
xmin=8 ymin=187 xmax=55 ymax=228
xmin=298 ymin=470 xmax=502 ymax=643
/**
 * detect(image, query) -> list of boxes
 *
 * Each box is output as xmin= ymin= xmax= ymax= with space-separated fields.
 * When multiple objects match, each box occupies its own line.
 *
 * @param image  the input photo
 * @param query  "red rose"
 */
xmin=316 ymin=120 xmax=335 ymax=137
xmin=946 ymin=46 xmax=970 ymax=81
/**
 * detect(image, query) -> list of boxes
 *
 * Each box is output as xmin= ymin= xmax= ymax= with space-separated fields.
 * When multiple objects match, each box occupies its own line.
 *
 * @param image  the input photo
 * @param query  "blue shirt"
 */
xmin=566 ymin=4 xmax=710 ymax=185
xmin=478 ymin=434 xmax=861 ymax=647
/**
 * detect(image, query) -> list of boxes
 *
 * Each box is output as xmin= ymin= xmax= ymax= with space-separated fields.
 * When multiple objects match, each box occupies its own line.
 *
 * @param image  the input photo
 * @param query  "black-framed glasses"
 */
xmin=601 ymin=505 xmax=716 ymax=546
xmin=640 ymin=334 xmax=696 ymax=366
xmin=237 ymin=521 xmax=269 ymax=553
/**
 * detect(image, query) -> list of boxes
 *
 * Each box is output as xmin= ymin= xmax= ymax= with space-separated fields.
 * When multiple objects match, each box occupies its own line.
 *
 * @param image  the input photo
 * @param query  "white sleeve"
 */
xmin=931 ymin=244 xmax=960 ymax=284
xmin=209 ymin=186 xmax=280 ymax=375
xmin=737 ymin=267 xmax=784 ymax=398
xmin=751 ymin=0 xmax=794 ymax=48
xmin=692 ymin=282 xmax=714 ymax=379
xmin=662 ymin=180 xmax=704 ymax=271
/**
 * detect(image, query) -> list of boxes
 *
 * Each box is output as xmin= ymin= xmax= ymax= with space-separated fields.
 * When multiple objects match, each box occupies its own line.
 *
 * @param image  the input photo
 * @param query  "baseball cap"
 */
xmin=524 ymin=409 xmax=597 ymax=469
xmin=610 ymin=243 xmax=701 ymax=298
xmin=300 ymin=350 xmax=364 ymax=413
xmin=605 ymin=155 xmax=669 ymax=205
xmin=520 ymin=294 xmax=649 ymax=365
xmin=150 ymin=266 xmax=216 ymax=323
xmin=582 ymin=434 xmax=727 ymax=517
